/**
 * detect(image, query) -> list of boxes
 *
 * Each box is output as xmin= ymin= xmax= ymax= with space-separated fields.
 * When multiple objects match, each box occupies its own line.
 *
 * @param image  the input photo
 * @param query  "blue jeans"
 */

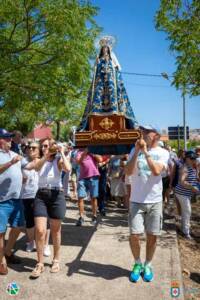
xmin=78 ymin=176 xmax=99 ymax=199
xmin=0 ymin=199 xmax=24 ymax=233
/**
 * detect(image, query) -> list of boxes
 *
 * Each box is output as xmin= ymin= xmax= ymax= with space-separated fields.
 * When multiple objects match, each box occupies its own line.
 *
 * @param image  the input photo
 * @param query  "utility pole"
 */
xmin=182 ymin=93 xmax=187 ymax=151
xmin=177 ymin=125 xmax=180 ymax=151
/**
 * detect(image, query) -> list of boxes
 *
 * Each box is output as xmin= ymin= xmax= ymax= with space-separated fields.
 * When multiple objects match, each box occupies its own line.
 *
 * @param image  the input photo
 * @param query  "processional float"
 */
xmin=75 ymin=35 xmax=141 ymax=155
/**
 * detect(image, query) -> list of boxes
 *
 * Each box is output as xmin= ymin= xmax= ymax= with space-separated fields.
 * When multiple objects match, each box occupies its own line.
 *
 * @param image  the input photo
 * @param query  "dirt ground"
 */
xmin=174 ymin=197 xmax=200 ymax=300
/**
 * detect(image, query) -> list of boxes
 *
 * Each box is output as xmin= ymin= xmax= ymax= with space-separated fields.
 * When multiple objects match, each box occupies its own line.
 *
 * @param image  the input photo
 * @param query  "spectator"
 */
xmin=125 ymin=125 xmax=169 ymax=283
xmin=70 ymin=148 xmax=79 ymax=200
xmin=26 ymin=139 xmax=71 ymax=278
xmin=21 ymin=142 xmax=40 ymax=252
xmin=0 ymin=128 xmax=24 ymax=275
xmin=175 ymin=151 xmax=199 ymax=239
xmin=195 ymin=146 xmax=200 ymax=169
xmin=195 ymin=146 xmax=200 ymax=184
xmin=10 ymin=130 xmax=23 ymax=155
xmin=109 ymin=155 xmax=126 ymax=208
xmin=76 ymin=148 xmax=102 ymax=226
xmin=98 ymin=155 xmax=110 ymax=216
xmin=160 ymin=144 xmax=174 ymax=205
xmin=171 ymin=149 xmax=185 ymax=218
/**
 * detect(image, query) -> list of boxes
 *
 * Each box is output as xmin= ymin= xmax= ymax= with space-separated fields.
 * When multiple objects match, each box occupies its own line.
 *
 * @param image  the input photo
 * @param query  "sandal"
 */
xmin=0 ymin=262 xmax=8 ymax=275
xmin=50 ymin=260 xmax=60 ymax=273
xmin=30 ymin=263 xmax=44 ymax=278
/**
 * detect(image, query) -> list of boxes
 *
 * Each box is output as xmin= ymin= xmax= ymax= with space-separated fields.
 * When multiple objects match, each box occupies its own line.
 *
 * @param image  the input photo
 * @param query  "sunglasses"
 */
xmin=42 ymin=144 xmax=49 ymax=148
xmin=28 ymin=146 xmax=39 ymax=150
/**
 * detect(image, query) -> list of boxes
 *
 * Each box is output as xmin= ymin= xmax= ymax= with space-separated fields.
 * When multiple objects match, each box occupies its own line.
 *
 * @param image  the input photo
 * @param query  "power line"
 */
xmin=121 ymin=71 xmax=173 ymax=79
xmin=124 ymin=81 xmax=171 ymax=88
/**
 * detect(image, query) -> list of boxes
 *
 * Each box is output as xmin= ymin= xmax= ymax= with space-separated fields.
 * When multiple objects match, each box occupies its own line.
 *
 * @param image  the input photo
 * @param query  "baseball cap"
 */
xmin=185 ymin=150 xmax=197 ymax=160
xmin=139 ymin=125 xmax=161 ymax=135
xmin=0 ymin=128 xmax=14 ymax=138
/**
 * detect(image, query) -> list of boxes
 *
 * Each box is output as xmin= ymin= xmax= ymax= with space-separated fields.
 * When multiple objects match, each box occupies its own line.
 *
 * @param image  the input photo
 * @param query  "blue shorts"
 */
xmin=78 ymin=176 xmax=99 ymax=199
xmin=0 ymin=199 xmax=24 ymax=233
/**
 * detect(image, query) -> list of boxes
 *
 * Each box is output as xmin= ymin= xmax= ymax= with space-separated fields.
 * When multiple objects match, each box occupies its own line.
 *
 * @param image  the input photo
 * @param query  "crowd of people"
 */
xmin=0 ymin=126 xmax=199 ymax=282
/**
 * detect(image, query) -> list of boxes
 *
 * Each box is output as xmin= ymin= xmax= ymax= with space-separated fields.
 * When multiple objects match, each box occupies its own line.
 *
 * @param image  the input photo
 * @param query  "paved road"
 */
xmin=0 ymin=199 xmax=184 ymax=300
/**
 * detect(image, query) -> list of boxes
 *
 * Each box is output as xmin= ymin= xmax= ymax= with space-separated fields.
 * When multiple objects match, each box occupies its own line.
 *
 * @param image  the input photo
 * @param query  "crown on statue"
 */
xmin=98 ymin=35 xmax=116 ymax=50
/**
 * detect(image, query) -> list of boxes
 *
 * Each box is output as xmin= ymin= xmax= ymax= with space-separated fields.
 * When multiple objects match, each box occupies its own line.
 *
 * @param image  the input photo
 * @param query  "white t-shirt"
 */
xmin=38 ymin=157 xmax=62 ymax=189
xmin=130 ymin=146 xmax=169 ymax=204
xmin=21 ymin=167 xmax=39 ymax=199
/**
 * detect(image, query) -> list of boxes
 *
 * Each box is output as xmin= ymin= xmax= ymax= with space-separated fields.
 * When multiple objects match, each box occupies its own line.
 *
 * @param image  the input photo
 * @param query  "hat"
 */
xmin=185 ymin=151 xmax=197 ymax=160
xmin=139 ymin=125 xmax=161 ymax=135
xmin=0 ymin=128 xmax=14 ymax=138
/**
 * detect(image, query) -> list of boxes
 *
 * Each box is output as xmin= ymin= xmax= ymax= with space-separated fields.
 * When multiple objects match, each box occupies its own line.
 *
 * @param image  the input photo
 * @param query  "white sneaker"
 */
xmin=185 ymin=234 xmax=192 ymax=240
xmin=26 ymin=241 xmax=35 ymax=252
xmin=43 ymin=245 xmax=51 ymax=257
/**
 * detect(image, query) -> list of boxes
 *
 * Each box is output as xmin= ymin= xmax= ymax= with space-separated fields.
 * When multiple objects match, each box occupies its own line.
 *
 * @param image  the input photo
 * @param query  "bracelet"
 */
xmin=145 ymin=153 xmax=151 ymax=158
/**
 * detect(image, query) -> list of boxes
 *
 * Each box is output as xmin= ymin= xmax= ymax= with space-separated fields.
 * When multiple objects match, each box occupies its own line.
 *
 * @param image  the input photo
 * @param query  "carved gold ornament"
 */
xmin=93 ymin=132 xmax=117 ymax=140
xmin=99 ymin=117 xmax=114 ymax=130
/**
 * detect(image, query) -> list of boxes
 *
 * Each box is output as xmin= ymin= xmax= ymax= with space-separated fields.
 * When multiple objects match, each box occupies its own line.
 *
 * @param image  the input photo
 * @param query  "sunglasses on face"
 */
xmin=28 ymin=146 xmax=39 ymax=150
xmin=42 ymin=144 xmax=49 ymax=148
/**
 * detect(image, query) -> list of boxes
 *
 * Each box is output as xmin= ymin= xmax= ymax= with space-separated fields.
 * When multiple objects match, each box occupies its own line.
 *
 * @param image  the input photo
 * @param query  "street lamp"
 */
xmin=161 ymin=73 xmax=187 ymax=150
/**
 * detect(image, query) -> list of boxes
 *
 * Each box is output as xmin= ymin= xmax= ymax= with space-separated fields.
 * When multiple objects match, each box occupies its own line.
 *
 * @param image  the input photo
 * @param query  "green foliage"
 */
xmin=155 ymin=0 xmax=200 ymax=96
xmin=0 ymin=0 xmax=101 ymax=134
xmin=167 ymin=139 xmax=200 ymax=151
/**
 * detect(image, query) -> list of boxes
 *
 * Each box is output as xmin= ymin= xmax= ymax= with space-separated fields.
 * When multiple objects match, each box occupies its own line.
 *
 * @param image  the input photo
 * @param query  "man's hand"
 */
xmin=57 ymin=145 xmax=65 ymax=155
xmin=10 ymin=155 xmax=22 ymax=165
xmin=136 ymin=138 xmax=147 ymax=153
xmin=135 ymin=139 xmax=142 ymax=152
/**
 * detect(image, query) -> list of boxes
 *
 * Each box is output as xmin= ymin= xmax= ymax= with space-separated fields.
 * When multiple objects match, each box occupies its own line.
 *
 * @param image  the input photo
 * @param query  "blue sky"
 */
xmin=91 ymin=0 xmax=200 ymax=130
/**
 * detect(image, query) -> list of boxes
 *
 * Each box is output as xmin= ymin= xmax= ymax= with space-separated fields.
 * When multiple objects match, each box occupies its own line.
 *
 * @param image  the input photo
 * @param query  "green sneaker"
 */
xmin=143 ymin=265 xmax=154 ymax=282
xmin=130 ymin=263 xmax=143 ymax=282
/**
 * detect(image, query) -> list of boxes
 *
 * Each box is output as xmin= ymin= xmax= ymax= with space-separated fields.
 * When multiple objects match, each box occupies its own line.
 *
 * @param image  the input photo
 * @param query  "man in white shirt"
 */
xmin=0 ymin=128 xmax=24 ymax=275
xmin=125 ymin=125 xmax=169 ymax=283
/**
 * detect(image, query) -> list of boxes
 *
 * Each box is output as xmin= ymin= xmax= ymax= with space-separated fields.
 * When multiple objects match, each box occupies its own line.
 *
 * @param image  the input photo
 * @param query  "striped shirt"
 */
xmin=175 ymin=165 xmax=198 ymax=197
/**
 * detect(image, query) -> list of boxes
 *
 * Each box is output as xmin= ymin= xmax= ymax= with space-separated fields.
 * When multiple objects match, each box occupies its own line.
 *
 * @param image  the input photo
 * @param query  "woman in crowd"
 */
xmin=27 ymin=138 xmax=71 ymax=278
xmin=108 ymin=155 xmax=126 ymax=208
xmin=175 ymin=151 xmax=199 ymax=239
xmin=21 ymin=141 xmax=40 ymax=252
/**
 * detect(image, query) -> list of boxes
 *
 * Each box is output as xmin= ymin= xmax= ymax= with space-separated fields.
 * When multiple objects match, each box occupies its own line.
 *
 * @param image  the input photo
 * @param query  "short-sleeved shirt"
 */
xmin=0 ymin=150 xmax=23 ymax=202
xmin=129 ymin=146 xmax=169 ymax=204
xmin=77 ymin=151 xmax=99 ymax=180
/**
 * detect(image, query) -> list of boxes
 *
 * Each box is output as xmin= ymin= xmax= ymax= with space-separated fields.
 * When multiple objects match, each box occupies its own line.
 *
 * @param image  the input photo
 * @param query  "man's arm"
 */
xmin=140 ymin=139 xmax=166 ymax=176
xmin=58 ymin=147 xmax=71 ymax=172
xmin=93 ymin=154 xmax=102 ymax=163
xmin=0 ymin=155 xmax=22 ymax=174
xmin=143 ymin=151 xmax=165 ymax=176
xmin=25 ymin=156 xmax=47 ymax=171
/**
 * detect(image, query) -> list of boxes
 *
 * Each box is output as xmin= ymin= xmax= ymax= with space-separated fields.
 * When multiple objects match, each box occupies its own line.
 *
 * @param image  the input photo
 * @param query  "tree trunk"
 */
xmin=56 ymin=120 xmax=60 ymax=141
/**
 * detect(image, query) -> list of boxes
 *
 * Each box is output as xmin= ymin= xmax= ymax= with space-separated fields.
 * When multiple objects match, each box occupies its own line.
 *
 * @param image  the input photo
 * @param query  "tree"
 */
xmin=0 ymin=0 xmax=101 ymax=133
xmin=155 ymin=0 xmax=200 ymax=96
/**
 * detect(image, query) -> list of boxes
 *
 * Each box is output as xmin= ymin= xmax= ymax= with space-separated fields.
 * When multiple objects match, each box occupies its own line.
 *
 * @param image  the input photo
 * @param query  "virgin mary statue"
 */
xmin=78 ymin=36 xmax=138 ymax=131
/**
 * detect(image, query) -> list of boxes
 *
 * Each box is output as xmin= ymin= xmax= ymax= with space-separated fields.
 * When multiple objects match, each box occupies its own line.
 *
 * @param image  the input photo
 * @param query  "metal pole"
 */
xmin=177 ymin=125 xmax=180 ymax=151
xmin=182 ymin=93 xmax=187 ymax=151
